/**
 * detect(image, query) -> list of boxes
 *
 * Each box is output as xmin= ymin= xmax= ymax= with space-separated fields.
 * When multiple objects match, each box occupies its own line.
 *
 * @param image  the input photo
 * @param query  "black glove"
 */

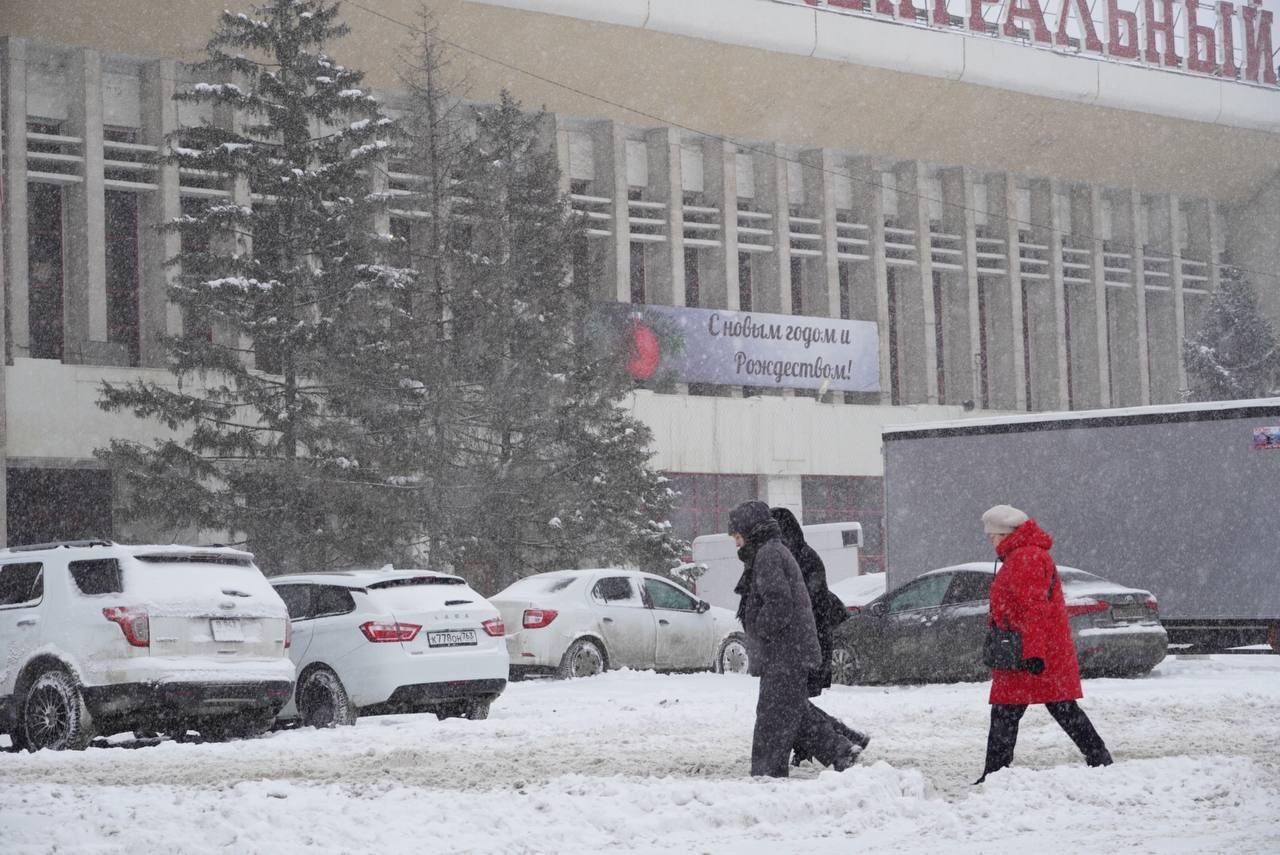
xmin=1022 ymin=657 xmax=1046 ymax=675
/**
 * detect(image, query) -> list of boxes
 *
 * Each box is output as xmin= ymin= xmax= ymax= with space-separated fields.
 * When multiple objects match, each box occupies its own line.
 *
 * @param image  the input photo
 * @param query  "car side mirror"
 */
xmin=869 ymin=600 xmax=888 ymax=617
xmin=696 ymin=600 xmax=710 ymax=614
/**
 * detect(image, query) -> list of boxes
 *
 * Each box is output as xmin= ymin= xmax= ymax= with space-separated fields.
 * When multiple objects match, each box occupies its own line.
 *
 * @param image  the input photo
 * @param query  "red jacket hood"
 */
xmin=996 ymin=519 xmax=1053 ymax=558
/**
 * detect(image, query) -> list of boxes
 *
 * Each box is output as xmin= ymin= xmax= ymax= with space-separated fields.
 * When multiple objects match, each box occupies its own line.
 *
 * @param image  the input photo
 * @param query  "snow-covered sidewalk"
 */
xmin=3 ymin=656 xmax=1277 ymax=854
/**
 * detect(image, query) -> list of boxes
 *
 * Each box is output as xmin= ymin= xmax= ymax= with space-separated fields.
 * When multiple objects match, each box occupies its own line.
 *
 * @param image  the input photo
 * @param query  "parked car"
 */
xmin=0 ymin=541 xmax=293 ymax=751
xmin=830 ymin=562 xmax=1168 ymax=686
xmin=270 ymin=568 xmax=507 ymax=726
xmin=831 ymin=573 xmax=887 ymax=614
xmin=490 ymin=569 xmax=749 ymax=679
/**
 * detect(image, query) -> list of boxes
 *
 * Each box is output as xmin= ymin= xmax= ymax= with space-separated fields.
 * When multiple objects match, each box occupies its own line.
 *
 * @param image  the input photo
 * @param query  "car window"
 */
xmin=944 ymin=572 xmax=993 ymax=605
xmin=313 ymin=585 xmax=356 ymax=618
xmin=0 ymin=562 xmax=44 ymax=608
xmin=275 ymin=584 xmax=314 ymax=620
xmin=592 ymin=576 xmax=640 ymax=605
xmin=69 ymin=558 xmax=123 ymax=595
xmin=885 ymin=574 xmax=951 ymax=613
xmin=643 ymin=578 xmax=697 ymax=612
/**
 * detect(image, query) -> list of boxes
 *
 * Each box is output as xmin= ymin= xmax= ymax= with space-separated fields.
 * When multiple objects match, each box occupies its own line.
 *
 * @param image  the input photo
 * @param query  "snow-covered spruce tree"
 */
xmin=397 ymin=89 xmax=684 ymax=593
xmin=96 ymin=1 xmax=418 ymax=573
xmin=1183 ymin=268 xmax=1280 ymax=402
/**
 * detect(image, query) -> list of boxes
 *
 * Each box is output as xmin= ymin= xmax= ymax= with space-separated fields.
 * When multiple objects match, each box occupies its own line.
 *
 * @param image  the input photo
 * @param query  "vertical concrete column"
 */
xmin=591 ymin=120 xmax=630 ymax=303
xmin=1127 ymin=189 xmax=1152 ymax=404
xmin=541 ymin=112 xmax=572 ymax=196
xmin=1087 ymin=186 xmax=1112 ymax=406
xmin=763 ymin=474 xmax=803 ymax=516
xmin=1031 ymin=180 xmax=1069 ymax=409
xmin=3 ymin=37 xmax=31 ymax=358
xmin=1206 ymin=200 xmax=1222 ymax=295
xmin=943 ymin=166 xmax=979 ymax=406
xmin=754 ymin=143 xmax=791 ymax=316
xmin=1167 ymin=194 xmax=1188 ymax=398
xmin=0 ymin=41 xmax=12 ymax=541
xmin=213 ymin=87 xmax=253 ymax=363
xmin=1143 ymin=193 xmax=1179 ymax=403
xmin=702 ymin=138 xmax=739 ymax=313
xmin=980 ymin=174 xmax=1024 ymax=411
xmin=848 ymin=157 xmax=891 ymax=404
xmin=896 ymin=162 xmax=939 ymax=405
xmin=139 ymin=59 xmax=181 ymax=365
xmin=800 ymin=149 xmax=840 ymax=321
xmin=643 ymin=127 xmax=684 ymax=308
xmin=65 ymin=48 xmax=110 ymax=362
xmin=1065 ymin=186 xmax=1101 ymax=409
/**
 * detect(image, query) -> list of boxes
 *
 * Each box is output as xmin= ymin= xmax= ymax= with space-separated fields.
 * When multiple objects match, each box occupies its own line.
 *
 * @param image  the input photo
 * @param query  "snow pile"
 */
xmin=2 ymin=657 xmax=1277 ymax=853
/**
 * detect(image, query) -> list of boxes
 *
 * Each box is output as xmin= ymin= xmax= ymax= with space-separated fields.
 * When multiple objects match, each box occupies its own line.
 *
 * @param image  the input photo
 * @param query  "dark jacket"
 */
xmin=773 ymin=508 xmax=848 ymax=644
xmin=988 ymin=519 xmax=1083 ymax=705
xmin=739 ymin=530 xmax=822 ymax=675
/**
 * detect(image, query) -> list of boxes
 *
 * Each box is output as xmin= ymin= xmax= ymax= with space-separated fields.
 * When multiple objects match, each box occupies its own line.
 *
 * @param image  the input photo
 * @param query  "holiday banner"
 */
xmin=607 ymin=304 xmax=880 ymax=393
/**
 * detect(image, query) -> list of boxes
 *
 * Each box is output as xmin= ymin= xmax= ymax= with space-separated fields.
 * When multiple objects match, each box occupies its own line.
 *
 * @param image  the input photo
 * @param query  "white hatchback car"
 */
xmin=491 ymin=569 xmax=750 ymax=679
xmin=0 ymin=541 xmax=293 ymax=751
xmin=270 ymin=569 xmax=508 ymax=726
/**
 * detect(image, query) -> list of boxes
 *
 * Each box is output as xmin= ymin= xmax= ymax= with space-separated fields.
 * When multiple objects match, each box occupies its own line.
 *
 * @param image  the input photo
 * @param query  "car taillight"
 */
xmin=1143 ymin=597 xmax=1159 ymax=612
xmin=522 ymin=609 xmax=558 ymax=629
xmin=103 ymin=607 xmax=150 ymax=647
xmin=1065 ymin=599 xmax=1109 ymax=618
xmin=846 ymin=605 xmax=861 ymax=615
xmin=359 ymin=621 xmax=421 ymax=642
xmin=482 ymin=618 xmax=506 ymax=637
xmin=1268 ymin=624 xmax=1279 ymax=653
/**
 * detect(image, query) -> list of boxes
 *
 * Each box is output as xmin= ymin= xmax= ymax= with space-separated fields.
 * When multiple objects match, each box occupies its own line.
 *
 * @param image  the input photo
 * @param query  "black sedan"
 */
xmin=830 ymin=563 xmax=1168 ymax=685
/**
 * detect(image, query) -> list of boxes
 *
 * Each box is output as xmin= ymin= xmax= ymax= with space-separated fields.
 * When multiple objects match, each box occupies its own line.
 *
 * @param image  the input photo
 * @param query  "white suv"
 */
xmin=271 ymin=569 xmax=508 ymax=727
xmin=0 ymin=541 xmax=294 ymax=751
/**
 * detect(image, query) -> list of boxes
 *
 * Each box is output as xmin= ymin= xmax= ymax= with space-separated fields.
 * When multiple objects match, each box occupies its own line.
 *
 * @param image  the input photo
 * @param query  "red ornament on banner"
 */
xmin=627 ymin=318 xmax=660 ymax=380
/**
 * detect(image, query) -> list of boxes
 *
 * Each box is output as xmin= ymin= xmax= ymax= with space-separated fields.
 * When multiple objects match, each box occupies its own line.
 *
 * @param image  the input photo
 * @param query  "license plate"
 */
xmin=210 ymin=618 xmax=244 ymax=642
xmin=427 ymin=629 xmax=477 ymax=648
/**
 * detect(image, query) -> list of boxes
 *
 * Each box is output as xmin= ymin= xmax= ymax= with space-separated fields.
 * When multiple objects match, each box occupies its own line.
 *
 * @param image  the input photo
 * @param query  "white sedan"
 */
xmin=271 ymin=569 xmax=509 ymax=725
xmin=490 ymin=569 xmax=750 ymax=679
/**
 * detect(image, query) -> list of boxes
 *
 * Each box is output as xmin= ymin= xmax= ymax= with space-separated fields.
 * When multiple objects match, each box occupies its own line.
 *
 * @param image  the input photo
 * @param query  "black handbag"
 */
xmin=983 ymin=567 xmax=1061 ymax=671
xmin=982 ymin=619 xmax=1024 ymax=670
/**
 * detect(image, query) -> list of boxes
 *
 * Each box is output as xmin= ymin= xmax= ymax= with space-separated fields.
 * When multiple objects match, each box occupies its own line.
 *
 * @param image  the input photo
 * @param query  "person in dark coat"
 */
xmin=770 ymin=507 xmax=871 ymax=763
xmin=975 ymin=504 xmax=1114 ymax=784
xmin=730 ymin=500 xmax=857 ymax=777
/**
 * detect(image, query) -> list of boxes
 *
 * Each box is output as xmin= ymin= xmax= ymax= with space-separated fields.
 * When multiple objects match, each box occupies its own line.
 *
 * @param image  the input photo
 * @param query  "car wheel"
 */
xmin=464 ymin=699 xmax=491 ymax=720
xmin=557 ymin=638 xmax=605 ymax=679
xmin=716 ymin=634 xmax=751 ymax=674
xmin=830 ymin=642 xmax=862 ymax=686
xmin=298 ymin=667 xmax=358 ymax=729
xmin=22 ymin=669 xmax=94 ymax=752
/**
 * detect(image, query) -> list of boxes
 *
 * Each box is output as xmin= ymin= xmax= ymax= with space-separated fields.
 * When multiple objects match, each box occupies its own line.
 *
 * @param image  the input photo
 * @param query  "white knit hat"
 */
xmin=982 ymin=504 xmax=1029 ymax=535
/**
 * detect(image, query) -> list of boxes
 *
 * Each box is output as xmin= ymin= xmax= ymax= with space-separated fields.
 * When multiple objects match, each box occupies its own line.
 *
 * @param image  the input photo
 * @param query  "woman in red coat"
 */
xmin=975 ymin=505 xmax=1113 ymax=784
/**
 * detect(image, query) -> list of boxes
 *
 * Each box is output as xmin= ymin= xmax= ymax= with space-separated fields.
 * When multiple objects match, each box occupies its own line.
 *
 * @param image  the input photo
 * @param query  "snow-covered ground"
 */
xmin=3 ymin=655 xmax=1278 ymax=854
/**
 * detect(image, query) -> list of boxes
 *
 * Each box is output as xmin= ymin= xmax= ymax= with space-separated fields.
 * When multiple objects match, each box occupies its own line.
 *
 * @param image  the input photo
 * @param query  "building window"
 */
xmin=664 ymin=473 xmax=759 ymax=548
xmin=977 ymin=277 xmax=991 ymax=409
xmin=6 ymin=467 xmax=114 ymax=546
xmin=738 ymin=252 xmax=752 ymax=312
xmin=932 ymin=271 xmax=946 ymax=404
xmin=790 ymin=257 xmax=803 ymax=315
xmin=801 ymin=476 xmax=885 ymax=575
xmin=105 ymin=190 xmax=141 ymax=365
xmin=630 ymin=242 xmax=646 ymax=304
xmin=684 ymin=247 xmax=700 ymax=308
xmin=887 ymin=269 xmax=901 ymax=405
xmin=27 ymin=182 xmax=65 ymax=360
xmin=179 ymin=197 xmax=214 ymax=342
xmin=838 ymin=262 xmax=852 ymax=321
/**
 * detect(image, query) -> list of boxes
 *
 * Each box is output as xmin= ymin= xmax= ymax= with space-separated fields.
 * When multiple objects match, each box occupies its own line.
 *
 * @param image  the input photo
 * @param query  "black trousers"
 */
xmin=752 ymin=666 xmax=849 ymax=777
xmin=982 ymin=700 xmax=1113 ymax=778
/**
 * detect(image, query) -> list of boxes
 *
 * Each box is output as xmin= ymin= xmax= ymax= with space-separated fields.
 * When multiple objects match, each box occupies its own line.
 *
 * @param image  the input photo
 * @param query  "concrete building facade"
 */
xmin=2 ymin=0 xmax=1278 ymax=570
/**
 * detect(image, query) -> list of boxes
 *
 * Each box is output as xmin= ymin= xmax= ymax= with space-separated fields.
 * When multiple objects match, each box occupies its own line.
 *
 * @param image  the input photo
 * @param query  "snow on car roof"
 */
xmin=0 ymin=541 xmax=255 ymax=561
xmin=270 ymin=568 xmax=464 ymax=588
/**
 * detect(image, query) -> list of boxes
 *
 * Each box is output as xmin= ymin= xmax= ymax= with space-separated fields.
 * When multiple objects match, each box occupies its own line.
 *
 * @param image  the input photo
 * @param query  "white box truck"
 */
xmin=691 ymin=522 xmax=862 ymax=613
xmin=881 ymin=398 xmax=1280 ymax=653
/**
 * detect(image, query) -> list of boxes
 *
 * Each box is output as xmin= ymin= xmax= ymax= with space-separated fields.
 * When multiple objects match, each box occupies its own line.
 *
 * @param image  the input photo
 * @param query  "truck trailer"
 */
xmin=882 ymin=398 xmax=1280 ymax=653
